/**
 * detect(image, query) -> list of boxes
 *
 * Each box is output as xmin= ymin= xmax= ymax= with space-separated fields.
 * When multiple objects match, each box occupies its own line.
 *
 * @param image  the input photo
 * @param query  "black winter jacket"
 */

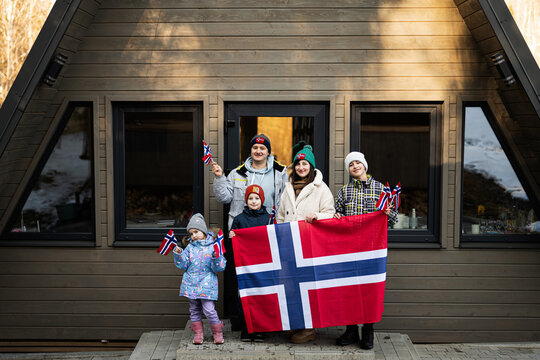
xmin=231 ymin=206 xmax=271 ymax=231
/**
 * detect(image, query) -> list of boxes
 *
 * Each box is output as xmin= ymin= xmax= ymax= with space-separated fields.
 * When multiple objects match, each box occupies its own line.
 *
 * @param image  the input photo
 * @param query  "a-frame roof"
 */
xmin=0 ymin=0 xmax=539 ymax=232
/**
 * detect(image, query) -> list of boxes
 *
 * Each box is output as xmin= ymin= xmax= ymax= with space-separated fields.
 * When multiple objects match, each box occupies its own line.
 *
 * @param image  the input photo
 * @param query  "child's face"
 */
xmin=295 ymin=160 xmax=311 ymax=178
xmin=247 ymin=193 xmax=262 ymax=211
xmin=349 ymin=160 xmax=367 ymax=180
xmin=188 ymin=228 xmax=205 ymax=241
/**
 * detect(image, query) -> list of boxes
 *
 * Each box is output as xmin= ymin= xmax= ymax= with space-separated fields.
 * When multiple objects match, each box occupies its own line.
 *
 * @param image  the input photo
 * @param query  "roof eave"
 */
xmin=478 ymin=0 xmax=540 ymax=117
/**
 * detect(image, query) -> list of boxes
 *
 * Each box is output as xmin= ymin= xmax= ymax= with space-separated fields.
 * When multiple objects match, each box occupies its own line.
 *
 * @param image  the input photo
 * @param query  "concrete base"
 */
xmin=128 ymin=320 xmax=420 ymax=360
xmin=177 ymin=320 xmax=372 ymax=360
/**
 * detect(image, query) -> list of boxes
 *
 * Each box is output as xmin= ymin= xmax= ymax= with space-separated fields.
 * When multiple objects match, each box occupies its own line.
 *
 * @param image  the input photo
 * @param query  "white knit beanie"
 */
xmin=345 ymin=152 xmax=368 ymax=172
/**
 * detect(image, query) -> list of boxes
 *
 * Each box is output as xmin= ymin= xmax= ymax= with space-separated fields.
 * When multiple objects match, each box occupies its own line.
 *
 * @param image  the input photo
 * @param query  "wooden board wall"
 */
xmin=1 ymin=0 xmax=539 ymax=344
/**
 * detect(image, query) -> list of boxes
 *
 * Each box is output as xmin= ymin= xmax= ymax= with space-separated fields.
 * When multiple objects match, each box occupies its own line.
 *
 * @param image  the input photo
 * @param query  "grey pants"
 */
xmin=188 ymin=298 xmax=221 ymax=325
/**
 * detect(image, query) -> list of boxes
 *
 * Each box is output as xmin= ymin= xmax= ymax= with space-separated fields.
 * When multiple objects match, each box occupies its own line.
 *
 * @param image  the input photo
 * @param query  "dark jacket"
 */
xmin=231 ymin=206 xmax=271 ymax=231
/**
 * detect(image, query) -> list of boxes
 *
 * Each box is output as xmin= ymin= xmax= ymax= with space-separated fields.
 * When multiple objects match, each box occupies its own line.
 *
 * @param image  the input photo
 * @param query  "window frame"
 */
xmin=0 ymin=102 xmax=96 ymax=246
xmin=351 ymin=102 xmax=442 ymax=245
xmin=460 ymin=102 xmax=540 ymax=246
xmin=112 ymin=102 xmax=204 ymax=246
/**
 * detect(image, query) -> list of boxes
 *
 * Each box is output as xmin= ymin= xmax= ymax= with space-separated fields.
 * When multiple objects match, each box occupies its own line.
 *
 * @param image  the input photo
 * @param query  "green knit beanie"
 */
xmin=293 ymin=145 xmax=316 ymax=169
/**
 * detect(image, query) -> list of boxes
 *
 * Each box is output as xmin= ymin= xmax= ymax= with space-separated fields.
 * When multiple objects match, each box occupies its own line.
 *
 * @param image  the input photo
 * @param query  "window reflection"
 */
xmin=11 ymin=106 xmax=93 ymax=233
xmin=124 ymin=112 xmax=194 ymax=228
xmin=463 ymin=107 xmax=538 ymax=235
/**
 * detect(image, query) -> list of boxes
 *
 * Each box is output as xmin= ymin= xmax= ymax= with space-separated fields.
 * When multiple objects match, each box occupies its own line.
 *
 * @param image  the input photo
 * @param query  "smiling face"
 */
xmin=188 ymin=228 xmax=205 ymax=241
xmin=349 ymin=160 xmax=367 ymax=181
xmin=246 ymin=193 xmax=262 ymax=211
xmin=295 ymin=159 xmax=311 ymax=178
xmin=251 ymin=144 xmax=269 ymax=164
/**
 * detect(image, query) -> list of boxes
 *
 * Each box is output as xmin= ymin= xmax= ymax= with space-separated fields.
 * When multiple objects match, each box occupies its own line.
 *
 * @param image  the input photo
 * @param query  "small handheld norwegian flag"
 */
xmin=269 ymin=205 xmax=277 ymax=224
xmin=376 ymin=182 xmax=392 ymax=211
xmin=391 ymin=182 xmax=401 ymax=210
xmin=213 ymin=229 xmax=226 ymax=258
xmin=384 ymin=182 xmax=392 ymax=205
xmin=202 ymin=140 xmax=213 ymax=165
xmin=158 ymin=229 xmax=177 ymax=255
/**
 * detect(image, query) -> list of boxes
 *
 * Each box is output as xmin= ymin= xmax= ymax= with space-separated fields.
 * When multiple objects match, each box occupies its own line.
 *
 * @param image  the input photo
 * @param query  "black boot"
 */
xmin=240 ymin=326 xmax=253 ymax=342
xmin=252 ymin=332 xmax=265 ymax=342
xmin=360 ymin=323 xmax=374 ymax=350
xmin=336 ymin=325 xmax=360 ymax=346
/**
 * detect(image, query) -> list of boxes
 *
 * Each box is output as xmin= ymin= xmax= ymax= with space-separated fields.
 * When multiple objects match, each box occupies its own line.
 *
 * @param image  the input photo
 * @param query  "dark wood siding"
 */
xmin=0 ymin=0 xmax=538 ymax=344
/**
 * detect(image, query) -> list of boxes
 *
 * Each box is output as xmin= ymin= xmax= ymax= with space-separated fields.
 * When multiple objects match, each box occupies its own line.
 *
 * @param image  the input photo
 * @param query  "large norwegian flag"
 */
xmin=232 ymin=211 xmax=387 ymax=333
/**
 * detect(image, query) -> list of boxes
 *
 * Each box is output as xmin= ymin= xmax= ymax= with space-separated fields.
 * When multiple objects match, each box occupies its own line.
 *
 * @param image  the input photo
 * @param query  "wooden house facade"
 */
xmin=0 ymin=0 xmax=539 ymax=343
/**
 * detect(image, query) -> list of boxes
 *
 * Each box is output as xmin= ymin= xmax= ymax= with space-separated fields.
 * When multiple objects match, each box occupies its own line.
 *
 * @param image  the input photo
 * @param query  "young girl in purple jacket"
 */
xmin=173 ymin=213 xmax=226 ymax=345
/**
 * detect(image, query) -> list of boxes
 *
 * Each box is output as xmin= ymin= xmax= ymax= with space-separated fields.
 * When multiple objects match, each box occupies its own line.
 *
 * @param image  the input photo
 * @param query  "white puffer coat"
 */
xmin=277 ymin=169 xmax=335 ymax=223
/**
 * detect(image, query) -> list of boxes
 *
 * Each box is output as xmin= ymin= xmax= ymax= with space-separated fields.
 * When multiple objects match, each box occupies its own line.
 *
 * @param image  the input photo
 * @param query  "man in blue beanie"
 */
xmin=211 ymin=134 xmax=287 ymax=229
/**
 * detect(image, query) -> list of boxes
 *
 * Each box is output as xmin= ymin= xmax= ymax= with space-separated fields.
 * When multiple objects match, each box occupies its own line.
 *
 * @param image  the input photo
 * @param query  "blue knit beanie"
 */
xmin=249 ymin=134 xmax=271 ymax=153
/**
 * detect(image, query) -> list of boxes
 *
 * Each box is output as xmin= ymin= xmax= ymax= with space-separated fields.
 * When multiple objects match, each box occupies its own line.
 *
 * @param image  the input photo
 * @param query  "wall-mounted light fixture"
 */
xmin=490 ymin=52 xmax=516 ymax=86
xmin=43 ymin=53 xmax=68 ymax=87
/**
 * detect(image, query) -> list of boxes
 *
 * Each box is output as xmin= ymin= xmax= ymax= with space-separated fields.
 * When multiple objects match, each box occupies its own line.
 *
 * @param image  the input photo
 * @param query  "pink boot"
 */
xmin=210 ymin=322 xmax=225 ymax=344
xmin=190 ymin=321 xmax=204 ymax=344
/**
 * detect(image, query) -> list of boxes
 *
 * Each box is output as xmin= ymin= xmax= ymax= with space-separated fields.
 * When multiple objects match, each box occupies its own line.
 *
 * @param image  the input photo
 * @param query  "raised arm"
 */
xmin=212 ymin=166 xmax=234 ymax=204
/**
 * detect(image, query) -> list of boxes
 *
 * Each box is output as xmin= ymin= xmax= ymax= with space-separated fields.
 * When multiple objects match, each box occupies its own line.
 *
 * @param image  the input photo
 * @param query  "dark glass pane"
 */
xmin=463 ymin=107 xmax=538 ymax=235
xmin=360 ymin=112 xmax=430 ymax=230
xmin=124 ymin=111 xmax=193 ymax=229
xmin=11 ymin=106 xmax=93 ymax=233
xmin=239 ymin=116 xmax=314 ymax=165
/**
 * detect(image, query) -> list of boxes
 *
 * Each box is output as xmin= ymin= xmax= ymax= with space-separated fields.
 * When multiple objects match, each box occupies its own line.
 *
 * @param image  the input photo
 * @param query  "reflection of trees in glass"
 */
xmin=463 ymin=169 xmax=530 ymax=218
xmin=464 ymin=107 xmax=526 ymax=199
xmin=463 ymin=106 xmax=537 ymax=234
xmin=11 ymin=106 xmax=93 ymax=233
xmin=463 ymin=168 xmax=535 ymax=234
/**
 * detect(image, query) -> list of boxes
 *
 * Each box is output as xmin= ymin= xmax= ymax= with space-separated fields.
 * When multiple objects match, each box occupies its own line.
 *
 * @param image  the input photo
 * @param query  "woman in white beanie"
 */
xmin=334 ymin=152 xmax=397 ymax=350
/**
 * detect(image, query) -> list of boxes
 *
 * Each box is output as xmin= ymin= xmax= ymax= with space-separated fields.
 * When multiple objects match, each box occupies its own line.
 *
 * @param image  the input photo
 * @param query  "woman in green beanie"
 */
xmin=276 ymin=145 xmax=335 ymax=343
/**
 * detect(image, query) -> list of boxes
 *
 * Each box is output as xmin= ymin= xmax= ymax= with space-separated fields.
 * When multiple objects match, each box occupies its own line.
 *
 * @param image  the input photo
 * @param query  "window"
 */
xmin=2 ymin=103 xmax=95 ymax=244
xmin=113 ymin=102 xmax=203 ymax=243
xmin=461 ymin=105 xmax=539 ymax=243
xmin=351 ymin=103 xmax=442 ymax=244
